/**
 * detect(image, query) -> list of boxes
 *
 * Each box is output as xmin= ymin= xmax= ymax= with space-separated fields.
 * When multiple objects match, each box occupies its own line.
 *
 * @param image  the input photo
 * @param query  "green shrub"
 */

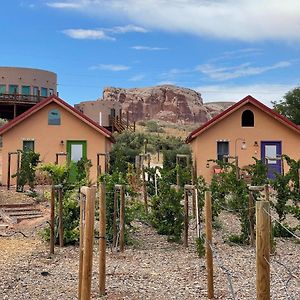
xmin=195 ymin=236 xmax=205 ymax=257
xmin=272 ymin=222 xmax=296 ymax=238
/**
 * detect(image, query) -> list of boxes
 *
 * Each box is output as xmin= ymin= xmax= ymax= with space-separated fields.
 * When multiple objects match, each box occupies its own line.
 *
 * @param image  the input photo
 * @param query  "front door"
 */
xmin=261 ymin=141 xmax=282 ymax=179
xmin=67 ymin=140 xmax=87 ymax=163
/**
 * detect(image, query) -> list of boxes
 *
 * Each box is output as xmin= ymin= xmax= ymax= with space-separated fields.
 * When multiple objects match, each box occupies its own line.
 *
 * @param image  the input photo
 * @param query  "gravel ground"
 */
xmin=0 ymin=200 xmax=299 ymax=299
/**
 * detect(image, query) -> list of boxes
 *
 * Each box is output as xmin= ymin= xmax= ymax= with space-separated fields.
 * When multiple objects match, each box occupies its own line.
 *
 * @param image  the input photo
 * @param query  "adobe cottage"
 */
xmin=0 ymin=95 xmax=115 ymax=185
xmin=186 ymin=95 xmax=300 ymax=182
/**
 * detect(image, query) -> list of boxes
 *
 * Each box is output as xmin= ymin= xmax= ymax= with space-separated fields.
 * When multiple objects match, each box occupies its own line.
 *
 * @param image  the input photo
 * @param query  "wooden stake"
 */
xmin=191 ymin=166 xmax=196 ymax=218
xmin=7 ymin=153 xmax=11 ymax=190
xmin=205 ymin=191 xmax=214 ymax=299
xmin=50 ymin=186 xmax=55 ymax=254
xmin=119 ymin=185 xmax=125 ymax=252
xmin=248 ymin=191 xmax=255 ymax=247
xmin=195 ymin=188 xmax=200 ymax=238
xmin=81 ymin=187 xmax=96 ymax=300
xmin=256 ymin=201 xmax=270 ymax=300
xmin=113 ymin=189 xmax=118 ymax=248
xmin=99 ymin=183 xmax=106 ymax=296
xmin=78 ymin=192 xmax=86 ymax=300
xmin=58 ymin=188 xmax=64 ymax=247
xmin=142 ymin=164 xmax=148 ymax=214
xmin=184 ymin=189 xmax=189 ymax=247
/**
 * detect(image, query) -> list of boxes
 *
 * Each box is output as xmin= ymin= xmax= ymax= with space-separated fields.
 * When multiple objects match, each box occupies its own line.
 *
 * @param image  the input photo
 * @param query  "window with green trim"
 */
xmin=0 ymin=85 xmax=5 ymax=95
xmin=9 ymin=85 xmax=18 ymax=94
xmin=48 ymin=109 xmax=61 ymax=125
xmin=41 ymin=87 xmax=48 ymax=97
xmin=22 ymin=86 xmax=30 ymax=95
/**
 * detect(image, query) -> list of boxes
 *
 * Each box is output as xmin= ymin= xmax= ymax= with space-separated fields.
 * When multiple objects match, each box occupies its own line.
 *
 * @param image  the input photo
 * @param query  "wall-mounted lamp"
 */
xmin=206 ymin=162 xmax=210 ymax=168
xmin=241 ymin=141 xmax=247 ymax=150
xmin=60 ymin=140 xmax=64 ymax=146
xmin=253 ymin=141 xmax=259 ymax=147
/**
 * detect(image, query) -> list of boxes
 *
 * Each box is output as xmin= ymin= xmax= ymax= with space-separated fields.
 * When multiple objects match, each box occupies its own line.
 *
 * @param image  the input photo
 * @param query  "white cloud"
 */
xmin=89 ymin=64 xmax=130 ymax=71
xmin=157 ymin=81 xmax=176 ymax=85
xmin=131 ymin=45 xmax=167 ymax=51
xmin=196 ymin=61 xmax=292 ymax=81
xmin=46 ymin=0 xmax=300 ymax=41
xmin=111 ymin=25 xmax=148 ymax=34
xmin=63 ymin=29 xmax=114 ymax=40
xmin=129 ymin=74 xmax=145 ymax=81
xmin=193 ymin=83 xmax=299 ymax=107
xmin=62 ymin=25 xmax=148 ymax=40
xmin=47 ymin=2 xmax=83 ymax=8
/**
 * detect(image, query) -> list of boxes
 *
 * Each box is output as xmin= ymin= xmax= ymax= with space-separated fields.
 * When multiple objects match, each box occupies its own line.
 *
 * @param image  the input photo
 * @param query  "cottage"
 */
xmin=186 ymin=95 xmax=300 ymax=182
xmin=0 ymin=95 xmax=115 ymax=185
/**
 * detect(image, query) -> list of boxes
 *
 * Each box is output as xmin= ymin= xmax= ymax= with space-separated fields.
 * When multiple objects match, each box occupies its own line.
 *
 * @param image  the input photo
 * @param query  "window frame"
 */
xmin=217 ymin=141 xmax=229 ymax=162
xmin=48 ymin=109 xmax=61 ymax=125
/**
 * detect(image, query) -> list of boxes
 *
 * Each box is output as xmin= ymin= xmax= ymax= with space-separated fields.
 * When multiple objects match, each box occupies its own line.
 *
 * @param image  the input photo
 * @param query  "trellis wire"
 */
xmin=207 ymin=240 xmax=236 ymax=300
xmin=263 ymin=208 xmax=300 ymax=241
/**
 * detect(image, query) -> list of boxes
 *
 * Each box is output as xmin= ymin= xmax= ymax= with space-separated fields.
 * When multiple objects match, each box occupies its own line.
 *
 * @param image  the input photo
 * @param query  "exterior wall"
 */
xmin=190 ymin=103 xmax=300 ymax=182
xmin=75 ymin=99 xmax=122 ymax=127
xmin=2 ymin=102 xmax=111 ymax=185
xmin=0 ymin=67 xmax=57 ymax=96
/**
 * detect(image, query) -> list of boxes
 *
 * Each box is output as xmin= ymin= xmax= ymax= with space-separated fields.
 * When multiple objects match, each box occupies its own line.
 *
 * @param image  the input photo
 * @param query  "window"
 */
xmin=21 ymin=86 xmax=30 ymax=95
xmin=9 ymin=85 xmax=18 ymax=94
xmin=0 ymin=85 xmax=5 ymax=95
xmin=242 ymin=110 xmax=254 ymax=127
xmin=23 ymin=140 xmax=34 ymax=152
xmin=33 ymin=87 xmax=39 ymax=96
xmin=217 ymin=141 xmax=229 ymax=161
xmin=48 ymin=109 xmax=61 ymax=125
xmin=41 ymin=87 xmax=48 ymax=97
xmin=49 ymin=88 xmax=54 ymax=95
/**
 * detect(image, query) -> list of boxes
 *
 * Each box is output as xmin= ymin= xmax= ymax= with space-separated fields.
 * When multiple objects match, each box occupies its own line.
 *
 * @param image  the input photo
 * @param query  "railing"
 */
xmin=0 ymin=93 xmax=47 ymax=104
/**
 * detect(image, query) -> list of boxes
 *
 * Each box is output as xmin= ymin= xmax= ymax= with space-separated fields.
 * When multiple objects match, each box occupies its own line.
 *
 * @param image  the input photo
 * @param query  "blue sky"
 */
xmin=2 ymin=1 xmax=300 ymax=107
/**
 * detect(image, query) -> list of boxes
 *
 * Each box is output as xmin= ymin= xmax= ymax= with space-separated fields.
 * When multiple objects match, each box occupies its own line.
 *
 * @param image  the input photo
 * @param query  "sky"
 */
xmin=2 ymin=0 xmax=300 ymax=107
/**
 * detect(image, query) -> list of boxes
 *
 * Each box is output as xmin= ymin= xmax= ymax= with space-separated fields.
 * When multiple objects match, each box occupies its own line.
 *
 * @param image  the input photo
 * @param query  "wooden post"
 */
xmin=195 ymin=188 xmax=200 ymax=238
xmin=58 ymin=188 xmax=64 ymax=247
xmin=50 ymin=186 xmax=55 ymax=254
xmin=113 ymin=189 xmax=118 ymax=248
xmin=81 ymin=186 xmax=96 ymax=300
xmin=184 ymin=189 xmax=189 ymax=247
xmin=205 ymin=191 xmax=214 ymax=299
xmin=256 ymin=201 xmax=270 ymax=300
xmin=264 ymin=184 xmax=270 ymax=202
xmin=142 ymin=163 xmax=148 ymax=214
xmin=248 ymin=191 xmax=255 ymax=247
xmin=78 ymin=192 xmax=86 ymax=300
xmin=235 ymin=156 xmax=239 ymax=180
xmin=119 ymin=185 xmax=125 ymax=252
xmin=99 ymin=183 xmax=106 ymax=296
xmin=191 ymin=165 xmax=196 ymax=218
xmin=7 ymin=153 xmax=11 ymax=190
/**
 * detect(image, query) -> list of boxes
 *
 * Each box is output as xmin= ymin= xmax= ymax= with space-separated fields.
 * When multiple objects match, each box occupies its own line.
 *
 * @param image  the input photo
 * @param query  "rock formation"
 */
xmin=102 ymin=85 xmax=230 ymax=124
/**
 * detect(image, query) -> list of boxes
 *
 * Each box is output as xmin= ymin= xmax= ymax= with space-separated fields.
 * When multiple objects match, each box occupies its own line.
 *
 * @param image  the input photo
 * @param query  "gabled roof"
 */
xmin=186 ymin=95 xmax=300 ymax=143
xmin=0 ymin=95 xmax=115 ymax=143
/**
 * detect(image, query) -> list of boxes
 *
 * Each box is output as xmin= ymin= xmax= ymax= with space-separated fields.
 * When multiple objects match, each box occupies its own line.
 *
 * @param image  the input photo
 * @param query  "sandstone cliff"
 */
xmin=102 ymin=85 xmax=229 ymax=124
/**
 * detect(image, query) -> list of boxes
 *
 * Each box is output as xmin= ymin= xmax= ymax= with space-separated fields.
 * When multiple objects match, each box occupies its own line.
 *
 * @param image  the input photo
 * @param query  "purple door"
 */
xmin=261 ymin=141 xmax=282 ymax=179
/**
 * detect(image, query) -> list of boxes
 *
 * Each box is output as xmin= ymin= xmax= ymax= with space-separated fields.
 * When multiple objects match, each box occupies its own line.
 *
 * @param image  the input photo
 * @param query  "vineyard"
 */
xmin=0 ymin=131 xmax=299 ymax=299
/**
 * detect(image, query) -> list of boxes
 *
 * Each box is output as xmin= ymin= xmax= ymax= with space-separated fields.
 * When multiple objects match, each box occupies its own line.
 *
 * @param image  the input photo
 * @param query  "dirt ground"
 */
xmin=0 ymin=189 xmax=299 ymax=300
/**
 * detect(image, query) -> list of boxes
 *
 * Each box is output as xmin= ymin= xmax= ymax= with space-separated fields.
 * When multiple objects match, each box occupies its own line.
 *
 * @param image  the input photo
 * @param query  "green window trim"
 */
xmin=66 ymin=140 xmax=87 ymax=163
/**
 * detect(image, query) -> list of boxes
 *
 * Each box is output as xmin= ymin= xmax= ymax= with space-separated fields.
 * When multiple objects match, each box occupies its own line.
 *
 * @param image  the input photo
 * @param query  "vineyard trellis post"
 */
xmin=113 ymin=184 xmax=125 ymax=252
xmin=50 ymin=185 xmax=55 ymax=254
xmin=78 ymin=186 xmax=96 ymax=300
xmin=7 ymin=151 xmax=20 ymax=190
xmin=205 ymin=191 xmax=214 ymax=299
xmin=183 ymin=184 xmax=196 ymax=247
xmin=58 ymin=186 xmax=64 ymax=247
xmin=256 ymin=200 xmax=270 ymax=300
xmin=99 ymin=183 xmax=106 ymax=296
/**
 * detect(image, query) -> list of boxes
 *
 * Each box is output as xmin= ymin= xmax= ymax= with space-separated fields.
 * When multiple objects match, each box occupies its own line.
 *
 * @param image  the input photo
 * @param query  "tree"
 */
xmin=272 ymin=87 xmax=300 ymax=124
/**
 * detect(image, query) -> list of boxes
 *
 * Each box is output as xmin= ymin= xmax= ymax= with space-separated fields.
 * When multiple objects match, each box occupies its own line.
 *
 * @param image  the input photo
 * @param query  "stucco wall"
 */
xmin=190 ymin=103 xmax=300 ymax=182
xmin=0 ymin=67 xmax=57 ymax=95
xmin=75 ymin=99 xmax=122 ymax=127
xmin=2 ymin=102 xmax=111 ymax=185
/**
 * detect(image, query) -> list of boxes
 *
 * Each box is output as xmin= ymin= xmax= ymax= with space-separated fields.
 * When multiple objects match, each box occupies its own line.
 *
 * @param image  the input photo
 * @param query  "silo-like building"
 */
xmin=0 ymin=67 xmax=57 ymax=119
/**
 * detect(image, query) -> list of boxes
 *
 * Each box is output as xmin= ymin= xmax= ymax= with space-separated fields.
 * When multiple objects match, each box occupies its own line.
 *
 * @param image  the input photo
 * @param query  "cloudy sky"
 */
xmin=2 ymin=0 xmax=300 ymax=106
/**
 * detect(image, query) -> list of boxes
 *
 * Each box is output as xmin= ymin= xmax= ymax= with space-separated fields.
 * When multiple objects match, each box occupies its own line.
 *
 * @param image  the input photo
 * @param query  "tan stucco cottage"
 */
xmin=0 ymin=95 xmax=115 ymax=185
xmin=186 ymin=95 xmax=300 ymax=182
